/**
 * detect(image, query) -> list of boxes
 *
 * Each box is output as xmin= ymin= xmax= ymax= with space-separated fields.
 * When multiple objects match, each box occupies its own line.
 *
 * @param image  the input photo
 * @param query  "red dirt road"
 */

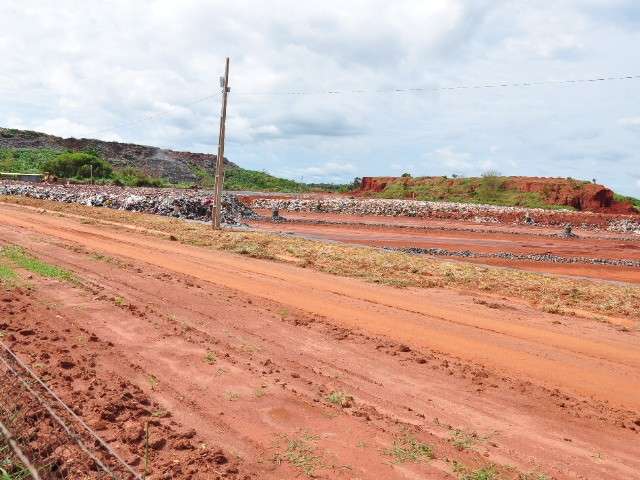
xmin=251 ymin=210 xmax=640 ymax=284
xmin=1 ymin=202 xmax=640 ymax=479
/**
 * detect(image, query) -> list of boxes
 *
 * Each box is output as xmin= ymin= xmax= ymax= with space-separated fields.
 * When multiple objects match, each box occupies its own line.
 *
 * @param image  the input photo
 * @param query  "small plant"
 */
xmin=225 ymin=391 xmax=240 ymax=401
xmin=325 ymin=390 xmax=353 ymax=408
xmin=147 ymin=375 xmax=159 ymax=391
xmin=274 ymin=434 xmax=323 ymax=477
xmin=114 ymin=296 xmax=125 ymax=306
xmin=449 ymin=428 xmax=480 ymax=451
xmin=384 ymin=432 xmax=434 ymax=463
xmin=255 ymin=387 xmax=267 ymax=398
xmin=519 ymin=473 xmax=551 ymax=480
xmin=455 ymin=464 xmax=499 ymax=480
xmin=203 ymin=351 xmax=217 ymax=365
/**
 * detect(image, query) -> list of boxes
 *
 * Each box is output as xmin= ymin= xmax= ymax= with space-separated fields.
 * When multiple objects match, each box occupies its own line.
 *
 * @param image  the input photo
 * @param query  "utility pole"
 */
xmin=212 ymin=57 xmax=230 ymax=229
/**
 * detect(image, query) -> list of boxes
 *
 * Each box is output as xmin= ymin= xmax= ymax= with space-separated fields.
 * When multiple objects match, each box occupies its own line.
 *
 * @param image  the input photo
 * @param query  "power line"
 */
xmin=88 ymin=72 xmax=640 ymax=136
xmin=232 ymin=74 xmax=640 ymax=96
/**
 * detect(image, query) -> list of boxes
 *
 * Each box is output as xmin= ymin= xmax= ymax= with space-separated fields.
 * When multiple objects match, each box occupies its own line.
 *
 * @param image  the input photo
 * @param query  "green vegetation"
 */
xmin=325 ymin=390 xmax=353 ymax=407
xmin=0 ymin=147 xmax=61 ymax=173
xmin=0 ymin=464 xmax=32 ymax=480
xmin=42 ymin=151 xmax=113 ymax=179
xmin=453 ymin=462 xmax=500 ymax=480
xmin=0 ymin=264 xmax=16 ymax=285
xmin=614 ymin=193 xmax=640 ymax=212
xmin=384 ymin=433 xmax=434 ymax=464
xmin=0 ymin=246 xmax=76 ymax=282
xmin=274 ymin=434 xmax=323 ymax=477
xmin=377 ymin=173 xmax=574 ymax=210
xmin=111 ymin=166 xmax=166 ymax=187
xmin=223 ymin=167 xmax=307 ymax=192
xmin=449 ymin=428 xmax=482 ymax=451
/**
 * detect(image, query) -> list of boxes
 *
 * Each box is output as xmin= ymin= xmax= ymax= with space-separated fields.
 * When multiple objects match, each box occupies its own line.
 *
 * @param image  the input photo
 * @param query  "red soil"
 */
xmin=357 ymin=176 xmax=637 ymax=213
xmin=1 ymin=203 xmax=640 ymax=479
xmin=251 ymin=209 xmax=640 ymax=284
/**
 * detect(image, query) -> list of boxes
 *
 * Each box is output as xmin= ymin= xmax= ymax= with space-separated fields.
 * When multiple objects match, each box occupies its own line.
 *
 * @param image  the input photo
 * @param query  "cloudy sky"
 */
xmin=1 ymin=1 xmax=639 ymax=195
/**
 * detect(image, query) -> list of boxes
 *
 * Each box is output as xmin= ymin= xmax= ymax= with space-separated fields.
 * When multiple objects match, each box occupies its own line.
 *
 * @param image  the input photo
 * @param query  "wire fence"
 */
xmin=0 ymin=342 xmax=142 ymax=480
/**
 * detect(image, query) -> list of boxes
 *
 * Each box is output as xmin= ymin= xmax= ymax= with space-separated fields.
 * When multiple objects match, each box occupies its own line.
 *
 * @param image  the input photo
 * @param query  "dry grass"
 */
xmin=3 ymin=195 xmax=639 ymax=320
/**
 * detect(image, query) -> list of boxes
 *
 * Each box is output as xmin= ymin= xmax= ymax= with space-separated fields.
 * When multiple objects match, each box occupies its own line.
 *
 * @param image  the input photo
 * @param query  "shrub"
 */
xmin=112 ymin=167 xmax=166 ymax=187
xmin=43 ymin=152 xmax=112 ymax=179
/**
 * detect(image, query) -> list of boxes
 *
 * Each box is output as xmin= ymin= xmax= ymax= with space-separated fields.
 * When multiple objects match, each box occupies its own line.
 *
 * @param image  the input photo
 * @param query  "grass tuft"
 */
xmin=0 ymin=264 xmax=16 ymax=285
xmin=274 ymin=434 xmax=323 ymax=477
xmin=1 ymin=245 xmax=76 ymax=282
xmin=384 ymin=432 xmax=434 ymax=464
xmin=325 ymin=391 xmax=353 ymax=408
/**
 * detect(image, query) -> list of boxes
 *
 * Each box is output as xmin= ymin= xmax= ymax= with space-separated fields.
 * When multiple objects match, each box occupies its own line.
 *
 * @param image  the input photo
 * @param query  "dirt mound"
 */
xmin=358 ymin=176 xmax=637 ymax=214
xmin=0 ymin=127 xmax=237 ymax=183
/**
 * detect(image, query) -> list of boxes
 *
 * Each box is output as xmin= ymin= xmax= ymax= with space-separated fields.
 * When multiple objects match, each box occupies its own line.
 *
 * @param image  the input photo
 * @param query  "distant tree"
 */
xmin=43 ymin=152 xmax=112 ymax=179
xmin=451 ymin=173 xmax=459 ymax=179
xmin=351 ymin=177 xmax=362 ymax=189
xmin=592 ymin=178 xmax=597 ymax=184
xmin=400 ymin=172 xmax=412 ymax=178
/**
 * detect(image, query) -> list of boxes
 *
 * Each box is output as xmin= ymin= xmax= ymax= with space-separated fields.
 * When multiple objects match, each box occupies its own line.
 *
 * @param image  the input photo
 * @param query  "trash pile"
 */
xmin=251 ymin=197 xmax=562 ymax=218
xmin=0 ymin=182 xmax=256 ymax=226
xmin=250 ymin=196 xmax=640 ymax=231
xmin=608 ymin=219 xmax=640 ymax=235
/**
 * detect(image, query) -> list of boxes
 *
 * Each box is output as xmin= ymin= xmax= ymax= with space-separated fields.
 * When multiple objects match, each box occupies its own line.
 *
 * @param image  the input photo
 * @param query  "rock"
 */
xmin=0 ymin=182 xmax=257 ymax=226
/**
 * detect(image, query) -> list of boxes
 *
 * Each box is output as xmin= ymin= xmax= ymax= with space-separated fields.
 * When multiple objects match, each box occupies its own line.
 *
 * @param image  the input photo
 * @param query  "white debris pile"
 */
xmin=252 ymin=197 xmax=562 ymax=219
xmin=608 ymin=219 xmax=640 ymax=235
xmin=0 ymin=182 xmax=256 ymax=226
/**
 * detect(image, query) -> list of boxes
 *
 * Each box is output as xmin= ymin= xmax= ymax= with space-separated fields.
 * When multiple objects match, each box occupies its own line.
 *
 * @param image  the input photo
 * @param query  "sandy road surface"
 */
xmin=1 ymin=202 xmax=639 ymax=479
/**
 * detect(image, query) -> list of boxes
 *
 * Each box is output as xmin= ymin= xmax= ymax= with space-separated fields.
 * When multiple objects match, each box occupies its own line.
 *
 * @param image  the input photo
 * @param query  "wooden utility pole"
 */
xmin=212 ymin=57 xmax=230 ymax=229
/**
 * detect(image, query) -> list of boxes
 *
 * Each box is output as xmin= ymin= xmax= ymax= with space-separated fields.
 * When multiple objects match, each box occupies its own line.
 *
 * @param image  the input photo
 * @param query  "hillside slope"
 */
xmin=0 ymin=127 xmax=236 ymax=183
xmin=360 ymin=175 xmax=638 ymax=213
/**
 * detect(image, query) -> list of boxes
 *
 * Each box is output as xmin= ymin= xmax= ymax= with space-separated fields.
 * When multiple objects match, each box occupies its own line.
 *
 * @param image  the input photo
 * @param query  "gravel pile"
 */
xmin=400 ymin=247 xmax=640 ymax=267
xmin=608 ymin=219 xmax=640 ymax=235
xmin=0 ymin=182 xmax=256 ymax=226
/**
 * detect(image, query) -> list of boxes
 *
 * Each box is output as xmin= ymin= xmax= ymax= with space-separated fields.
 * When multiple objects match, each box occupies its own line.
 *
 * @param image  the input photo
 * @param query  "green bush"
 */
xmin=0 ymin=148 xmax=62 ymax=173
xmin=112 ymin=167 xmax=166 ymax=187
xmin=42 ymin=152 xmax=112 ymax=179
xmin=223 ymin=167 xmax=306 ymax=192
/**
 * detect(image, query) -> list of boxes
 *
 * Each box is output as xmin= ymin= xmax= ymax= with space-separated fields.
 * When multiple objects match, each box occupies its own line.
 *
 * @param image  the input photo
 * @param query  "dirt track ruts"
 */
xmin=1 ymin=202 xmax=640 ymax=479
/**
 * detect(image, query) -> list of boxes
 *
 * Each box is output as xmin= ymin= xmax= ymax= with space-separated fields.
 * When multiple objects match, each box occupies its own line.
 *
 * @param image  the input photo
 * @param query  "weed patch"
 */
xmin=0 ymin=246 xmax=76 ymax=283
xmin=326 ymin=391 xmax=353 ymax=408
xmin=384 ymin=432 xmax=434 ymax=463
xmin=274 ymin=433 xmax=323 ymax=477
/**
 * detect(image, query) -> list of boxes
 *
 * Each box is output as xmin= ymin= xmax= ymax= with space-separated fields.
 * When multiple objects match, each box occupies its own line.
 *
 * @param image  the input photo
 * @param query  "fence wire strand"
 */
xmin=0 ymin=342 xmax=142 ymax=480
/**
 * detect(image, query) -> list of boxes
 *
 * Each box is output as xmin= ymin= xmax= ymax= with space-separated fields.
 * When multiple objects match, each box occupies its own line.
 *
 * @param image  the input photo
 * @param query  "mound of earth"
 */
xmin=359 ymin=176 xmax=637 ymax=214
xmin=0 ymin=127 xmax=236 ymax=183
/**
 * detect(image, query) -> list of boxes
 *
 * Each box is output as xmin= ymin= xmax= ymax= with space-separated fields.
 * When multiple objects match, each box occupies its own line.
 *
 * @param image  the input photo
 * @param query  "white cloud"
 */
xmin=619 ymin=117 xmax=640 ymax=127
xmin=0 ymin=1 xmax=639 ymax=193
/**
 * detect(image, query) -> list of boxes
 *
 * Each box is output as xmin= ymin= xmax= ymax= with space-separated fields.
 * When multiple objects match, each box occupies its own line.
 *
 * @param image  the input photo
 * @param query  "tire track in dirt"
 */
xmin=1 ymin=204 xmax=639 ymax=413
xmin=2 ymin=204 xmax=640 ymax=478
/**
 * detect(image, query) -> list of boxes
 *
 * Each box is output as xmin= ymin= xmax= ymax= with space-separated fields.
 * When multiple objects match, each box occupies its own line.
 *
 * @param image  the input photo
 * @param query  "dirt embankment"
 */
xmin=359 ymin=176 xmax=637 ymax=214
xmin=0 ymin=127 xmax=236 ymax=183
